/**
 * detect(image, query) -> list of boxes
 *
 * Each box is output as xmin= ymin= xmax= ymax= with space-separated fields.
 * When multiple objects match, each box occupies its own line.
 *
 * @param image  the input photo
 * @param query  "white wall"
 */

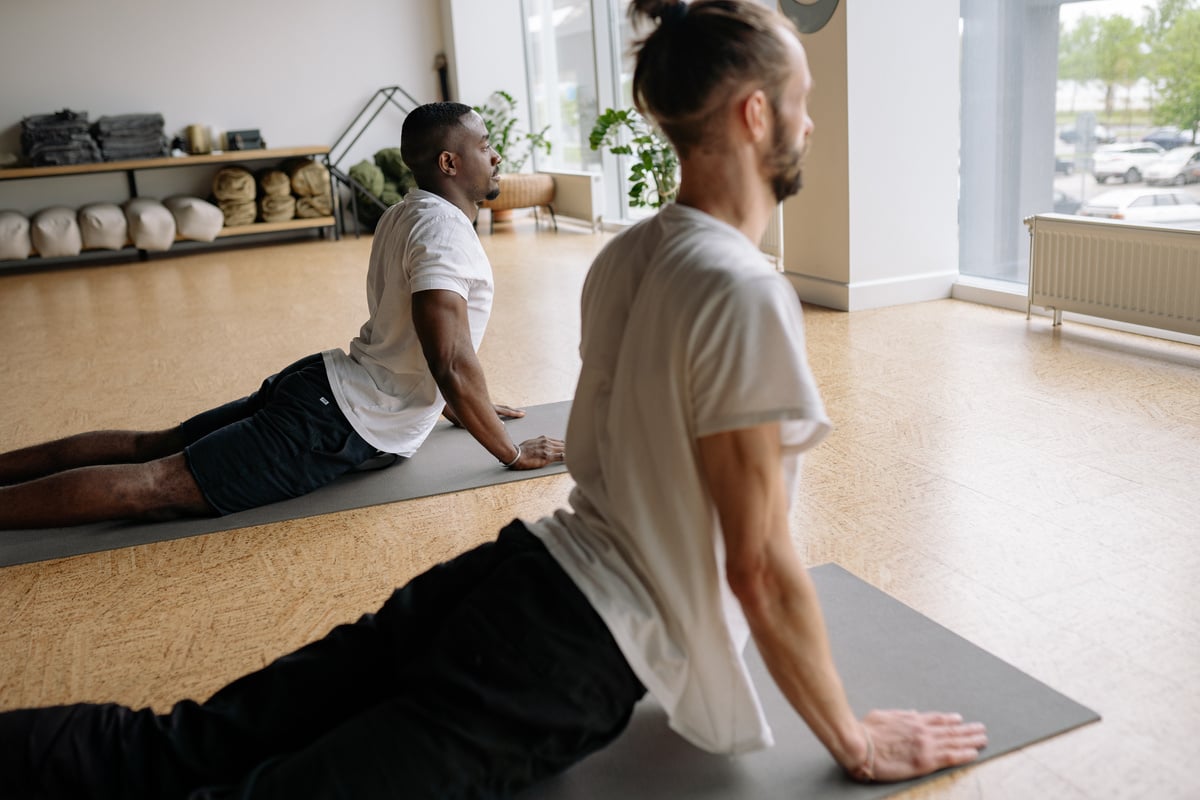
xmin=784 ymin=0 xmax=961 ymax=311
xmin=0 ymin=0 xmax=445 ymax=214
xmin=443 ymin=0 xmax=531 ymax=120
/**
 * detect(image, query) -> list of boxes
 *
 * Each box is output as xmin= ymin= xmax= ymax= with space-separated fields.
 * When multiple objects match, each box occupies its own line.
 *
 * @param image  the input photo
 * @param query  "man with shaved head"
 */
xmin=0 ymin=102 xmax=564 ymax=531
xmin=1 ymin=4 xmax=985 ymax=798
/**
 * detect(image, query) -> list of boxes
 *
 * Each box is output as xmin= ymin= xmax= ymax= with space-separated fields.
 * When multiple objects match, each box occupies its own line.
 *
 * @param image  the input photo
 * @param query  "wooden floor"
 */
xmin=1 ymin=218 xmax=1198 ymax=798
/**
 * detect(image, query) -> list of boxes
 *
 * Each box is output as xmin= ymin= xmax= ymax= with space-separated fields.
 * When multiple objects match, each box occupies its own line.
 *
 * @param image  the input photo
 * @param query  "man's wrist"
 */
xmin=500 ymin=444 xmax=522 ymax=468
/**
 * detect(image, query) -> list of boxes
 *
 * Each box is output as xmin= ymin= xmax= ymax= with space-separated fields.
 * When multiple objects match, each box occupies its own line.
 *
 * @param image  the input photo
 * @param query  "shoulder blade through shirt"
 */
xmin=529 ymin=204 xmax=831 ymax=755
xmin=323 ymin=190 xmax=495 ymax=455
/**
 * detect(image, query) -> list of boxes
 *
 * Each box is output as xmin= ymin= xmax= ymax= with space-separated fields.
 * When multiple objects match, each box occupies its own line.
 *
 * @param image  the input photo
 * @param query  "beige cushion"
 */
xmin=164 ymin=195 xmax=224 ymax=242
xmin=78 ymin=203 xmax=129 ymax=250
xmin=31 ymin=207 xmax=83 ymax=257
xmin=124 ymin=197 xmax=177 ymax=251
xmin=0 ymin=210 xmax=32 ymax=260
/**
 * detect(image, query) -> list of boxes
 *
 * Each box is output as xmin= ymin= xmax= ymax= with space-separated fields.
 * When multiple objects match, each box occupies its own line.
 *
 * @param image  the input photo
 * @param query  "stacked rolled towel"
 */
xmin=212 ymin=166 xmax=257 ymax=226
xmin=0 ymin=211 xmax=33 ymax=261
xmin=257 ymin=168 xmax=296 ymax=223
xmin=21 ymin=110 xmax=100 ymax=166
xmin=347 ymin=147 xmax=415 ymax=230
xmin=91 ymin=114 xmax=168 ymax=161
xmin=286 ymin=158 xmax=332 ymax=218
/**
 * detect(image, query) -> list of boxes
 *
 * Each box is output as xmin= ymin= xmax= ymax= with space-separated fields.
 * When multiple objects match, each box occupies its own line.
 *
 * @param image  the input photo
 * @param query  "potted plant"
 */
xmin=474 ymin=90 xmax=552 ymax=173
xmin=474 ymin=91 xmax=555 ymax=227
xmin=589 ymin=107 xmax=679 ymax=209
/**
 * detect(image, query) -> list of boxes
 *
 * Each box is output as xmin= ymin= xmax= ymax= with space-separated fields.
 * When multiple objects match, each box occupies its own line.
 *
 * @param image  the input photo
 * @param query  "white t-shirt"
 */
xmin=323 ymin=190 xmax=494 ymax=455
xmin=528 ymin=203 xmax=830 ymax=755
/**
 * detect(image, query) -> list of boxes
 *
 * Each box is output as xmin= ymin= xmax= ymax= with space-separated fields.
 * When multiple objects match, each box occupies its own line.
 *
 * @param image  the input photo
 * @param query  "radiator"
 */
xmin=759 ymin=203 xmax=784 ymax=271
xmin=537 ymin=169 xmax=603 ymax=231
xmin=1025 ymin=213 xmax=1200 ymax=336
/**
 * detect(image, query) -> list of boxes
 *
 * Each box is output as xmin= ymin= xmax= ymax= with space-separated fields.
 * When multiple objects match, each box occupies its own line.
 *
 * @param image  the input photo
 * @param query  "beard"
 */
xmin=766 ymin=124 xmax=806 ymax=203
xmin=485 ymin=186 xmax=501 ymax=201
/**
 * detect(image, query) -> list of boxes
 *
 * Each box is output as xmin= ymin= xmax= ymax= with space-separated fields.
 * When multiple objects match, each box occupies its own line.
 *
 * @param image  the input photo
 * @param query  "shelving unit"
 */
xmin=0 ymin=145 xmax=338 ymax=269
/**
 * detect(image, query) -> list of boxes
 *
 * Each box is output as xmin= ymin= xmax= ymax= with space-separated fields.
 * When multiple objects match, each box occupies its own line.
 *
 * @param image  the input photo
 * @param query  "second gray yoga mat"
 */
xmin=0 ymin=400 xmax=570 ymax=567
xmin=521 ymin=563 xmax=1100 ymax=799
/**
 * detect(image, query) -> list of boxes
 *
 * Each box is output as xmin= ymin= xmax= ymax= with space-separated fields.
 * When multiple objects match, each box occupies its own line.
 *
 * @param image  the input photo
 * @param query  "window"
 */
xmin=960 ymin=0 xmax=1200 ymax=285
xmin=523 ymin=0 xmax=601 ymax=172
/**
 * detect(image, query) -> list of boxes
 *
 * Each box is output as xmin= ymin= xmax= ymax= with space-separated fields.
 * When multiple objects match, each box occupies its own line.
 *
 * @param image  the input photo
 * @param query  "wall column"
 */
xmin=782 ymin=0 xmax=961 ymax=311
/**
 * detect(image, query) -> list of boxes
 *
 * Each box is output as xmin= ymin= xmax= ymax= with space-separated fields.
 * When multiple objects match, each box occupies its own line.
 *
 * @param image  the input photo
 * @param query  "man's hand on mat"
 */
xmin=443 ymin=404 xmax=525 ymax=428
xmin=508 ymin=435 xmax=566 ymax=469
xmin=852 ymin=710 xmax=987 ymax=783
xmin=492 ymin=404 xmax=526 ymax=421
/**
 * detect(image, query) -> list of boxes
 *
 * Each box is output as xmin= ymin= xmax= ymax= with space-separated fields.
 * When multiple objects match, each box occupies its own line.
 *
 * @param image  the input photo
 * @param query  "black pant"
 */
xmin=0 ymin=522 xmax=645 ymax=799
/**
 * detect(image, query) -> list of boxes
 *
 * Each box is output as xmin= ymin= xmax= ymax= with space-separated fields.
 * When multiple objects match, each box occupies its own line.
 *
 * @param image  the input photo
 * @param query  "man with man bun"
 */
xmin=0 ymin=2 xmax=986 ymax=797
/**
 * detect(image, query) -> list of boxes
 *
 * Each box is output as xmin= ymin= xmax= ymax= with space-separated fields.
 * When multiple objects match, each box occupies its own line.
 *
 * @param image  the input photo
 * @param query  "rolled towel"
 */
xmin=287 ymin=158 xmax=330 ymax=197
xmin=295 ymin=193 xmax=332 ymax=218
xmin=78 ymin=203 xmax=128 ymax=250
xmin=257 ymin=168 xmax=291 ymax=198
xmin=31 ymin=207 xmax=83 ymax=257
xmin=259 ymin=194 xmax=296 ymax=223
xmin=218 ymin=198 xmax=257 ymax=227
xmin=0 ymin=210 xmax=33 ymax=261
xmin=212 ymin=166 xmax=256 ymax=202
xmin=124 ymin=198 xmax=176 ymax=251
xmin=374 ymin=147 xmax=415 ymax=194
xmin=348 ymin=159 xmax=384 ymax=197
xmin=164 ymin=195 xmax=224 ymax=242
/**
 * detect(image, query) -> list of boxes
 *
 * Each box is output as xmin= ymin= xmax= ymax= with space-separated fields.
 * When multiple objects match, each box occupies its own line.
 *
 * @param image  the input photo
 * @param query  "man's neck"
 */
xmin=675 ymin=155 xmax=776 ymax=246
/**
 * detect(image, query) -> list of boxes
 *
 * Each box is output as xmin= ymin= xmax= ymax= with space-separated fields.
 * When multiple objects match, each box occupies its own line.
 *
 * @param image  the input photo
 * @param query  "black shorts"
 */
xmin=180 ymin=354 xmax=379 ymax=515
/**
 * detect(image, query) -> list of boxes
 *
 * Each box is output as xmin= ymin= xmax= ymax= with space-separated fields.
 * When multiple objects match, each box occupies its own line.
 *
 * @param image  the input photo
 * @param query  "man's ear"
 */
xmin=741 ymin=89 xmax=769 ymax=144
xmin=438 ymin=150 xmax=457 ymax=176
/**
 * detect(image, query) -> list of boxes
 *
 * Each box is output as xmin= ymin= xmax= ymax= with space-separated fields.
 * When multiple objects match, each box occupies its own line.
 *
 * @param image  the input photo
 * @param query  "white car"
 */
xmin=1077 ymin=188 xmax=1200 ymax=229
xmin=1091 ymin=142 xmax=1165 ymax=183
xmin=1142 ymin=147 xmax=1200 ymax=186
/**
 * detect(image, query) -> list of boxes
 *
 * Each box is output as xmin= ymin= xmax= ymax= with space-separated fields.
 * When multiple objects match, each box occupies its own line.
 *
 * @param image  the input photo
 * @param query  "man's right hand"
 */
xmin=851 ymin=709 xmax=987 ymax=783
xmin=507 ymin=435 xmax=565 ymax=469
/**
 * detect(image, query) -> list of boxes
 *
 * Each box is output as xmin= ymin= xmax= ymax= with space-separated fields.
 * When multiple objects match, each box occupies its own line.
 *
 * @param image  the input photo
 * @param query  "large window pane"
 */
xmin=524 ymin=0 xmax=601 ymax=172
xmin=1056 ymin=1 xmax=1200 ymax=230
xmin=960 ymin=0 xmax=1200 ymax=285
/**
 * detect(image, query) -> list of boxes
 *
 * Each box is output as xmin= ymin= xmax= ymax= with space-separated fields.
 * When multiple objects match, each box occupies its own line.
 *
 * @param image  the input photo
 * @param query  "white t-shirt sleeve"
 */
xmin=405 ymin=214 xmax=481 ymax=299
xmin=690 ymin=272 xmax=830 ymax=451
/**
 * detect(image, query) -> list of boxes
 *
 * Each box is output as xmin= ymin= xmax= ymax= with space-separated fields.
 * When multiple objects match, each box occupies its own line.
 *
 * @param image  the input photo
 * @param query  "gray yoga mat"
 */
xmin=0 ymin=401 xmax=570 ymax=567
xmin=521 ymin=563 xmax=1100 ymax=800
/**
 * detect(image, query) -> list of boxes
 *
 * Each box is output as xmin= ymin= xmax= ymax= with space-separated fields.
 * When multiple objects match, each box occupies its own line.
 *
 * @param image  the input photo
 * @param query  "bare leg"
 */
xmin=0 ymin=428 xmax=188 ymax=486
xmin=0 ymin=452 xmax=213 ymax=529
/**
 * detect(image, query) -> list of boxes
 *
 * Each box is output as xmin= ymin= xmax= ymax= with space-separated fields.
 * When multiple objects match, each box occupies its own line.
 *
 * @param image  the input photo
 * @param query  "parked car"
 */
xmin=1077 ymin=188 xmax=1200 ymax=229
xmin=1053 ymin=189 xmax=1081 ymax=214
xmin=1091 ymin=142 xmax=1165 ymax=183
xmin=1058 ymin=123 xmax=1114 ymax=145
xmin=1141 ymin=126 xmax=1196 ymax=151
xmin=1142 ymin=147 xmax=1200 ymax=185
xmin=1055 ymin=154 xmax=1074 ymax=175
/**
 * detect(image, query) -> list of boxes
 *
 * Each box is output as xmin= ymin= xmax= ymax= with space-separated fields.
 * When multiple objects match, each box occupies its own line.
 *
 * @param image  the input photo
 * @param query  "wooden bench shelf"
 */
xmin=0 ymin=146 xmax=339 ymax=270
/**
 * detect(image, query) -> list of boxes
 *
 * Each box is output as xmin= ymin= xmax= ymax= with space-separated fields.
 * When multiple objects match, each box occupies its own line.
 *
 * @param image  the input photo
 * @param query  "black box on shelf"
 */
xmin=226 ymin=130 xmax=264 ymax=150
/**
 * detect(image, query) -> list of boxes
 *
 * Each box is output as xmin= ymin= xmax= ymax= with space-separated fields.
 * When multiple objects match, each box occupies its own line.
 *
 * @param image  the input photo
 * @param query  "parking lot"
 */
xmin=1052 ymin=169 xmax=1200 ymax=208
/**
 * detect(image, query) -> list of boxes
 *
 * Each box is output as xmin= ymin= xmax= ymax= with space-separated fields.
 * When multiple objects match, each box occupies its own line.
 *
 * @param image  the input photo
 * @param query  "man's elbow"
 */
xmin=726 ymin=554 xmax=777 ymax=621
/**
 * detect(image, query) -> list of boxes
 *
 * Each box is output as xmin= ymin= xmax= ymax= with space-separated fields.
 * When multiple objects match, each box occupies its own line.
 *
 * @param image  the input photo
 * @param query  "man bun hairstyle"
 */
xmin=401 ymin=102 xmax=474 ymax=187
xmin=628 ymin=0 xmax=798 ymax=158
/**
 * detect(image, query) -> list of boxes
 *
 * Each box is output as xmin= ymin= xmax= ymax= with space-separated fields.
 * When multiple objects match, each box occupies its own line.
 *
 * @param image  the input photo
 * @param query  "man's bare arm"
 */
xmin=696 ymin=423 xmax=987 ymax=781
xmin=412 ymin=289 xmax=562 ymax=469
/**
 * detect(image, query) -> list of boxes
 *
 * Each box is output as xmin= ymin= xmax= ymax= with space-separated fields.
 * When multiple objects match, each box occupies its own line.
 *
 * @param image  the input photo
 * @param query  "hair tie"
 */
xmin=659 ymin=1 xmax=687 ymax=25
